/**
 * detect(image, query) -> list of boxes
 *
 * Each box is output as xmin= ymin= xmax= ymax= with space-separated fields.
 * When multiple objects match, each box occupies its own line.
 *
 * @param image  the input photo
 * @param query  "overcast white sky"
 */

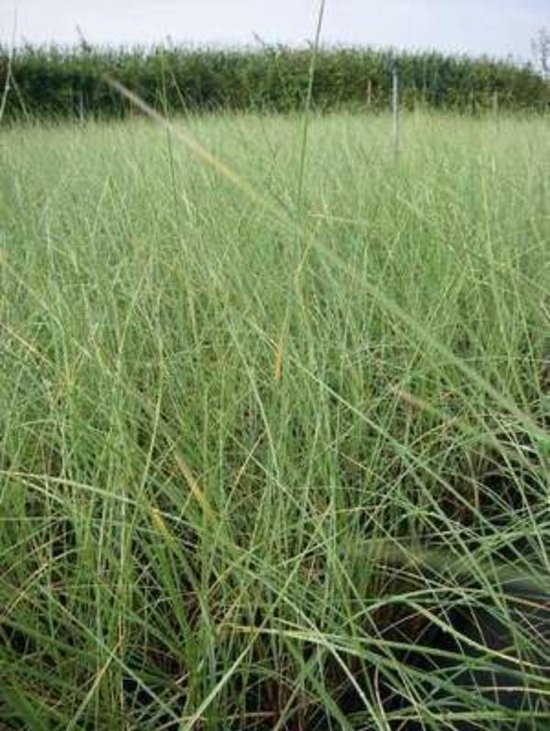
xmin=1 ymin=1 xmax=548 ymax=61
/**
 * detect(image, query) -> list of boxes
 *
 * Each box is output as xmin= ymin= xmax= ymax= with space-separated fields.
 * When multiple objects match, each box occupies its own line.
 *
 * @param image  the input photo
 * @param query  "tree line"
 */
xmin=1 ymin=44 xmax=548 ymax=121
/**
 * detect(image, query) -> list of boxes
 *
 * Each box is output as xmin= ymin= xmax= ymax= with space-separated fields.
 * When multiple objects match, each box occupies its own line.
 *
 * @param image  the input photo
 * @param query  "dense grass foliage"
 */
xmin=1 ymin=111 xmax=549 ymax=729
xmin=1 ymin=44 xmax=548 ymax=121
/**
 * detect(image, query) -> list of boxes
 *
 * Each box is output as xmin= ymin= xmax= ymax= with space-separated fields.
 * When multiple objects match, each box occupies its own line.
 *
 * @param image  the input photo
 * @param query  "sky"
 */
xmin=1 ymin=0 xmax=548 ymax=62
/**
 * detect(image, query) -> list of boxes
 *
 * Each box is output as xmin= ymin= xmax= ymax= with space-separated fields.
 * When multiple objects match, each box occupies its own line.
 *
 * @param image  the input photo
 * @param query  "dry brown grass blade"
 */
xmin=173 ymin=450 xmax=217 ymax=522
xmin=102 ymin=75 xmax=297 ymax=232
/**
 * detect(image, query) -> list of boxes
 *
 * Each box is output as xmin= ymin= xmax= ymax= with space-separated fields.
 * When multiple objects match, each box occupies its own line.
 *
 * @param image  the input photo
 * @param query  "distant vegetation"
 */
xmin=0 ymin=44 xmax=548 ymax=120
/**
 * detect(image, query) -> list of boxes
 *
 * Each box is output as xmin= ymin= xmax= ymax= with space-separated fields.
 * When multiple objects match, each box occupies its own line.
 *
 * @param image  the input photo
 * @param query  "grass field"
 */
xmin=1 ymin=110 xmax=549 ymax=729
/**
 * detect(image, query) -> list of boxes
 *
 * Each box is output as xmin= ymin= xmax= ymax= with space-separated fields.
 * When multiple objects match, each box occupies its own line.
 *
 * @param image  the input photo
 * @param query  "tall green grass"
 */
xmin=1 ymin=110 xmax=549 ymax=729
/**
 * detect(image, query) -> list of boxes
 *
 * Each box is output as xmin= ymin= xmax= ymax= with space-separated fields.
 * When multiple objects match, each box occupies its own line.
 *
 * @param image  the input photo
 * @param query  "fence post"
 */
xmin=492 ymin=89 xmax=499 ymax=116
xmin=78 ymin=91 xmax=85 ymax=124
xmin=0 ymin=66 xmax=11 ymax=124
xmin=392 ymin=63 xmax=400 ymax=154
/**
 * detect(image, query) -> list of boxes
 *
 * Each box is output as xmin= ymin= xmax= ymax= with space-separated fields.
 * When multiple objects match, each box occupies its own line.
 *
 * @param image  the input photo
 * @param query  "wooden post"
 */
xmin=0 ymin=66 xmax=11 ymax=124
xmin=367 ymin=78 xmax=372 ymax=108
xmin=392 ymin=64 xmax=400 ymax=154
xmin=492 ymin=90 xmax=499 ymax=116
xmin=78 ymin=91 xmax=85 ymax=124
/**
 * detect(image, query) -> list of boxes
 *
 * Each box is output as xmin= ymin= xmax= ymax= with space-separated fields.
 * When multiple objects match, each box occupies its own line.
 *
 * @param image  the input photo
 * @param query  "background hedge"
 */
xmin=1 ymin=44 xmax=548 ymax=121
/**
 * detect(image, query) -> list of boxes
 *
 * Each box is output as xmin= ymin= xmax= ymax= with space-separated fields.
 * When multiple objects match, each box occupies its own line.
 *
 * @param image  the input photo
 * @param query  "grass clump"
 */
xmin=0 ymin=110 xmax=549 ymax=729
